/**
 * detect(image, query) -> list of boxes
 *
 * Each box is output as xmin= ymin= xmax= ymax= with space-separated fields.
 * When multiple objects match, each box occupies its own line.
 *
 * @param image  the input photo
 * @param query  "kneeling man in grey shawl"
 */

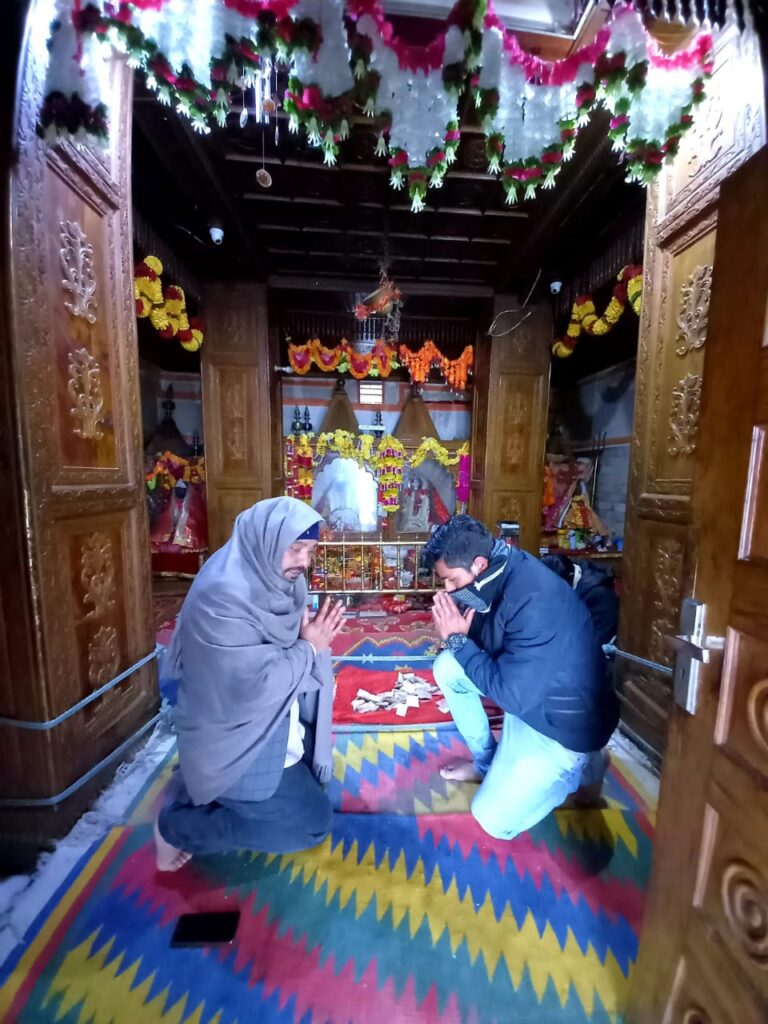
xmin=154 ymin=497 xmax=343 ymax=871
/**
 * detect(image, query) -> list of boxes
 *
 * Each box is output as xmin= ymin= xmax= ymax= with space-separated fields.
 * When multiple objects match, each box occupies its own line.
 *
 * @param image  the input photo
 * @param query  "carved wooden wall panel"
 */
xmin=471 ymin=304 xmax=550 ymax=553
xmin=1 ymin=2 xmax=155 ymax=860
xmin=617 ymin=21 xmax=765 ymax=759
xmin=202 ymin=283 xmax=276 ymax=552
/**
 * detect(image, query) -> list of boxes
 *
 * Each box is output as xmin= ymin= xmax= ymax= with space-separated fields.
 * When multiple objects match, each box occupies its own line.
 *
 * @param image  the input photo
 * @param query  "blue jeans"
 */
xmin=433 ymin=651 xmax=604 ymax=840
xmin=158 ymin=758 xmax=332 ymax=856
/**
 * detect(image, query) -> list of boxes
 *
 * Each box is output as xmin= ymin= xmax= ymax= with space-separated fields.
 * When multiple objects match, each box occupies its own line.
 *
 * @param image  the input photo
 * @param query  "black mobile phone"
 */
xmin=170 ymin=910 xmax=240 ymax=948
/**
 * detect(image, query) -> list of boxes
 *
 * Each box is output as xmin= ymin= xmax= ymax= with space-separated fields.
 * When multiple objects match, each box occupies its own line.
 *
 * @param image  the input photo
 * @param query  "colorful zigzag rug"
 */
xmin=0 ymin=727 xmax=654 ymax=1024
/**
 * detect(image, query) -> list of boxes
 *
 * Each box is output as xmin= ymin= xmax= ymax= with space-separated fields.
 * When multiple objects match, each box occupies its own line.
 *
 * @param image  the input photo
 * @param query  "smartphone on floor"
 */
xmin=170 ymin=910 xmax=240 ymax=947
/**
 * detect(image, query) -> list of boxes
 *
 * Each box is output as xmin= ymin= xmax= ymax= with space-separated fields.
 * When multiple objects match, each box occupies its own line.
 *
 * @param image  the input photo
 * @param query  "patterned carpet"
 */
xmin=0 ymin=728 xmax=655 ymax=1024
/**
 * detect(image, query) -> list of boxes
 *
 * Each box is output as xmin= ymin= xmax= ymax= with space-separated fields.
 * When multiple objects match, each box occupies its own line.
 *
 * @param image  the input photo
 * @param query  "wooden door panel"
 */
xmin=618 ymin=20 xmax=764 ymax=758
xmin=739 ymin=424 xmax=768 ymax=560
xmin=471 ymin=304 xmax=550 ymax=553
xmin=664 ymin=917 xmax=766 ymax=1024
xmin=205 ymin=359 xmax=267 ymax=481
xmin=650 ymin=236 xmax=714 ymax=490
xmin=715 ymin=628 xmax=768 ymax=779
xmin=663 ymin=27 xmax=764 ymax=224
xmin=1 ymin=7 xmax=156 ymax=853
xmin=202 ymin=283 xmax=276 ymax=553
xmin=694 ymin=756 xmax=768 ymax=998
xmin=45 ymin=162 xmax=121 ymax=473
xmin=626 ymin=142 xmax=768 ymax=1022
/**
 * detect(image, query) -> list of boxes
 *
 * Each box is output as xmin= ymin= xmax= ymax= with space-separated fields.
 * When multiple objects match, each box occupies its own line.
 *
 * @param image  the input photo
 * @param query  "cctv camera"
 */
xmin=549 ymin=281 xmax=562 ymax=295
xmin=209 ymin=224 xmax=224 ymax=245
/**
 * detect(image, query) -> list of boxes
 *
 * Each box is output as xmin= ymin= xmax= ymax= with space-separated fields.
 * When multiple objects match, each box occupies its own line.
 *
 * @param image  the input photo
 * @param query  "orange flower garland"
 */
xmin=134 ymin=256 xmax=204 ymax=352
xmin=398 ymin=341 xmax=474 ymax=391
xmin=552 ymin=264 xmax=642 ymax=358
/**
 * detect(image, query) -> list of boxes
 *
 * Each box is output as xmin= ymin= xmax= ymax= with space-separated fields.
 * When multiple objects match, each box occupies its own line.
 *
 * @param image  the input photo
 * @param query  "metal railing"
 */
xmin=308 ymin=536 xmax=437 ymax=596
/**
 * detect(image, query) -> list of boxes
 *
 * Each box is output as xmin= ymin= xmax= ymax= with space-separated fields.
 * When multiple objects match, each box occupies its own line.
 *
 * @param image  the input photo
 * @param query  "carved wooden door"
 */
xmin=202 ymin=282 xmax=278 ymax=552
xmin=617 ymin=20 xmax=765 ymax=760
xmin=471 ymin=302 xmax=550 ymax=554
xmin=626 ymin=145 xmax=768 ymax=1024
xmin=1 ymin=7 xmax=156 ymax=857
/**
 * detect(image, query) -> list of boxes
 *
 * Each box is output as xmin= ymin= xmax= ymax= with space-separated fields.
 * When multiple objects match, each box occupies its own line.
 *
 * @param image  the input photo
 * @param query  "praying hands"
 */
xmin=431 ymin=591 xmax=475 ymax=642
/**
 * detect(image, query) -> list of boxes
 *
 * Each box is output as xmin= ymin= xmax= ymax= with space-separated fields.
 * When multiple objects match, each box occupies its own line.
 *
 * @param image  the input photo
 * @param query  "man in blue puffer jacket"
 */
xmin=424 ymin=515 xmax=619 ymax=840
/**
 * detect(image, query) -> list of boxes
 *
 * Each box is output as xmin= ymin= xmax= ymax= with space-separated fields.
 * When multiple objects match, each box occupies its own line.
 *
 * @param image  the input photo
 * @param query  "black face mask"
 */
xmin=448 ymin=540 xmax=510 ymax=614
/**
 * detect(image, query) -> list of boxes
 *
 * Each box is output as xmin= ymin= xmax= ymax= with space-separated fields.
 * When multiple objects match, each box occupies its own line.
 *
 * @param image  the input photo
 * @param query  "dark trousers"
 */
xmin=158 ymin=757 xmax=333 ymax=856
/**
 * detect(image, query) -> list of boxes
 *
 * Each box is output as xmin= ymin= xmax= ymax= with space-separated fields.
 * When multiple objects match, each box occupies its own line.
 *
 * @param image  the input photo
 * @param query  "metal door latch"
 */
xmin=668 ymin=598 xmax=725 ymax=715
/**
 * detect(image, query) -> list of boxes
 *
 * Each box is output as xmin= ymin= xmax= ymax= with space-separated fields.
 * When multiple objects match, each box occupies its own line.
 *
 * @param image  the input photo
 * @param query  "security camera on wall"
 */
xmin=209 ymin=220 xmax=224 ymax=245
xmin=549 ymin=281 xmax=562 ymax=295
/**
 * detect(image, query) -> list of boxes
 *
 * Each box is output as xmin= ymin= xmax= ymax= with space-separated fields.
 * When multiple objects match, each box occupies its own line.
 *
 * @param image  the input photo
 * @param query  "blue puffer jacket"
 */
xmin=453 ymin=548 xmax=619 ymax=752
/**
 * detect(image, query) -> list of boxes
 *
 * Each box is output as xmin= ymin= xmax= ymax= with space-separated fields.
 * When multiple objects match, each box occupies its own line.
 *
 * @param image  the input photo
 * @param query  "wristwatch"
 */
xmin=445 ymin=633 xmax=468 ymax=655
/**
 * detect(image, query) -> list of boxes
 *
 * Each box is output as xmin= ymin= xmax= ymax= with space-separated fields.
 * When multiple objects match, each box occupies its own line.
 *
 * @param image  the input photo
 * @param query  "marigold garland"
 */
xmin=398 ymin=341 xmax=474 ymax=391
xmin=552 ymin=264 xmax=643 ymax=358
xmin=146 ymin=450 xmax=206 ymax=489
xmin=134 ymin=256 xmax=204 ymax=352
xmin=288 ymin=431 xmax=470 ymax=515
xmin=410 ymin=437 xmax=469 ymax=469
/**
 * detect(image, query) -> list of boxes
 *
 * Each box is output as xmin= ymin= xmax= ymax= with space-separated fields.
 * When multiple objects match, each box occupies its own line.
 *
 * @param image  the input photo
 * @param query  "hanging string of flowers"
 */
xmin=398 ymin=341 xmax=474 ymax=391
xmin=410 ymin=437 xmax=470 ymax=468
xmin=283 ymin=0 xmax=356 ymax=166
xmin=284 ymin=432 xmax=315 ymax=501
xmin=347 ymin=0 xmax=482 ymax=211
xmin=41 ymin=1 xmax=713 ymax=208
xmin=287 ymin=431 xmax=470 ymax=514
xmin=552 ymin=264 xmax=643 ymax=358
xmin=373 ymin=434 xmax=406 ymax=513
xmin=287 ymin=338 xmax=399 ymax=378
xmin=134 ymin=256 xmax=204 ymax=351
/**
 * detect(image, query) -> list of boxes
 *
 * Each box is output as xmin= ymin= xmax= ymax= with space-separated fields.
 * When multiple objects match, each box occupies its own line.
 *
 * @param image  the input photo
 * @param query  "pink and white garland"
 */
xmin=282 ymin=0 xmax=355 ymax=165
xmin=38 ymin=0 xmax=713 ymax=208
xmin=347 ymin=0 xmax=481 ymax=212
xmin=475 ymin=16 xmax=607 ymax=203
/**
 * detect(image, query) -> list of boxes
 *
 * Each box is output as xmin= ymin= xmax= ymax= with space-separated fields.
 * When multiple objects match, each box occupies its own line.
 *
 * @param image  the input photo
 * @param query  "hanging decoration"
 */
xmin=146 ymin=450 xmax=206 ymax=491
xmin=373 ymin=434 xmax=406 ymax=513
xmin=284 ymin=432 xmax=315 ymax=502
xmin=399 ymin=341 xmax=474 ymax=391
xmin=552 ymin=264 xmax=643 ymax=358
xmin=354 ymin=270 xmax=402 ymax=321
xmin=287 ymin=338 xmax=399 ymax=378
xmin=348 ymin=0 xmax=482 ymax=211
xmin=40 ymin=2 xmax=713 ymax=209
xmin=410 ymin=437 xmax=469 ymax=469
xmin=456 ymin=449 xmax=471 ymax=512
xmin=474 ymin=13 xmax=607 ymax=204
xmin=289 ymin=431 xmax=470 ymax=515
xmin=134 ymin=256 xmax=204 ymax=351
xmin=282 ymin=0 xmax=357 ymax=166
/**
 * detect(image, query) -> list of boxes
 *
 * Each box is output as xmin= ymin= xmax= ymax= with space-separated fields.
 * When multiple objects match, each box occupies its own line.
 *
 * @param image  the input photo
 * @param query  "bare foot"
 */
xmin=440 ymin=760 xmax=482 ymax=783
xmin=154 ymin=819 xmax=192 ymax=872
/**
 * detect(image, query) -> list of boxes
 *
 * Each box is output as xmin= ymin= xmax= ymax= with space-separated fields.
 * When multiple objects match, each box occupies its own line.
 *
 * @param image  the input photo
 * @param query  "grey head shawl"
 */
xmin=166 ymin=497 xmax=334 ymax=805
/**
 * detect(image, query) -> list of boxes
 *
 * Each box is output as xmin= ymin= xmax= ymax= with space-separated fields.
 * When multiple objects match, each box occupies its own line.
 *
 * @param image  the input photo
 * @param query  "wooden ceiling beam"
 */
xmin=241 ymin=192 xmax=527 ymax=220
xmin=226 ymin=151 xmax=499 ymax=183
xmin=268 ymin=274 xmax=493 ymax=296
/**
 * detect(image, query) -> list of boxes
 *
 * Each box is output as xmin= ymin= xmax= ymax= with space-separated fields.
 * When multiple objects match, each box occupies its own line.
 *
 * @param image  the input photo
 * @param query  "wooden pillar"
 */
xmin=0 ymin=3 xmax=156 ymax=866
xmin=470 ymin=301 xmax=551 ymax=553
xmin=617 ymin=19 xmax=765 ymax=760
xmin=202 ymin=282 xmax=278 ymax=552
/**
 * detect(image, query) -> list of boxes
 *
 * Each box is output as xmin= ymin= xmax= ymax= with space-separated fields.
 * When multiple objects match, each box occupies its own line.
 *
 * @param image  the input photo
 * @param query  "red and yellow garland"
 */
xmin=398 ymin=341 xmax=474 ymax=391
xmin=145 ymin=450 xmax=205 ymax=490
xmin=288 ymin=338 xmax=399 ymax=379
xmin=552 ymin=264 xmax=642 ymax=358
xmin=135 ymin=256 xmax=204 ymax=352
